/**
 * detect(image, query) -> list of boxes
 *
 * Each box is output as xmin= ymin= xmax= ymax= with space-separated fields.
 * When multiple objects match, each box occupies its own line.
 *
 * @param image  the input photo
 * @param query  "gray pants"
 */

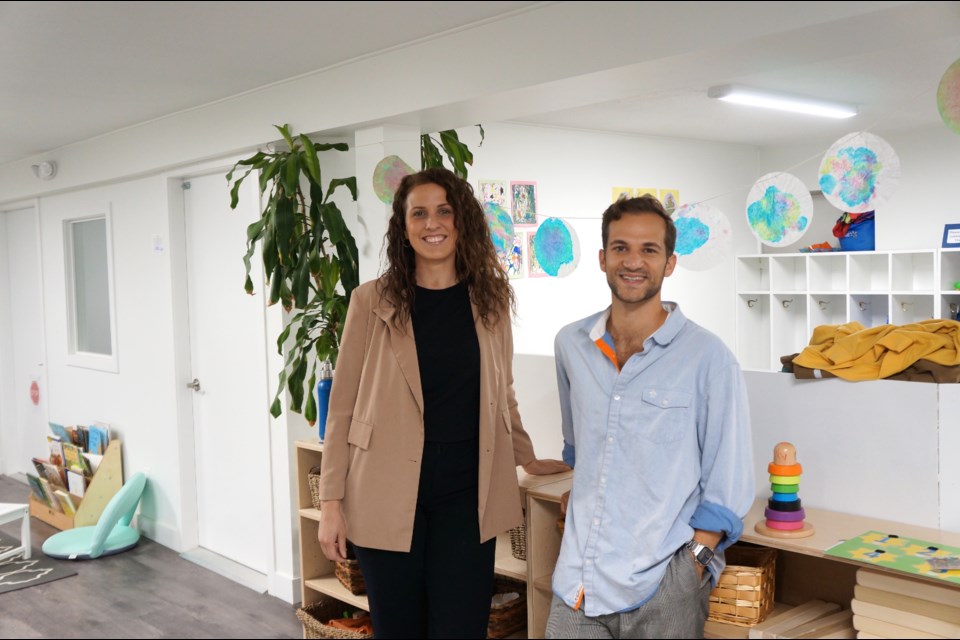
xmin=545 ymin=547 xmax=713 ymax=639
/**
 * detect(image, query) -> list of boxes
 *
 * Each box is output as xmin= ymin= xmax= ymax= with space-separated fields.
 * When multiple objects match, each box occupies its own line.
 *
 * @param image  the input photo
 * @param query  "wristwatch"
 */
xmin=685 ymin=539 xmax=715 ymax=567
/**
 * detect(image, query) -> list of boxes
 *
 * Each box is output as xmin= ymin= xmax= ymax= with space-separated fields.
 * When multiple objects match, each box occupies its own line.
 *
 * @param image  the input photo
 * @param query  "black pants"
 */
xmin=353 ymin=438 xmax=496 ymax=639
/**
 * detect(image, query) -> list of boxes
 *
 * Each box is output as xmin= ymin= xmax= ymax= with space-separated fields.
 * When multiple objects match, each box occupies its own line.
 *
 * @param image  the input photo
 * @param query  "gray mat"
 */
xmin=0 ymin=532 xmax=77 ymax=594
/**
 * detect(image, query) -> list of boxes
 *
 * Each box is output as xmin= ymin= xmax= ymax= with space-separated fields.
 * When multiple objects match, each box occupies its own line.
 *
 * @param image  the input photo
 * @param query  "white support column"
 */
xmin=354 ymin=125 xmax=420 ymax=284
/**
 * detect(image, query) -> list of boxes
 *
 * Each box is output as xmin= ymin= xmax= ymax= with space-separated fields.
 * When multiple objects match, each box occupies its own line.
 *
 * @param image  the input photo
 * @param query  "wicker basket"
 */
xmin=508 ymin=523 xmax=526 ymax=561
xmin=487 ymin=575 xmax=527 ymax=639
xmin=296 ymin=598 xmax=373 ymax=639
xmin=707 ymin=545 xmax=777 ymax=627
xmin=334 ymin=558 xmax=366 ymax=595
xmin=308 ymin=471 xmax=323 ymax=510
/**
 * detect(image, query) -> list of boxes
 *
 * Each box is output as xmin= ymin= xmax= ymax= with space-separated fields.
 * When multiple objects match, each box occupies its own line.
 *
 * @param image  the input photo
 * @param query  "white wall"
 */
xmin=0 ymin=212 xmax=10 ymax=472
xmin=469 ymin=122 xmax=760 ymax=356
xmin=759 ymin=124 xmax=960 ymax=251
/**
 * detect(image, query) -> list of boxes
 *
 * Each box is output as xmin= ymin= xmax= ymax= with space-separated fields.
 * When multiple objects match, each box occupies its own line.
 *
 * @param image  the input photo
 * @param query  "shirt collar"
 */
xmin=585 ymin=301 xmax=685 ymax=347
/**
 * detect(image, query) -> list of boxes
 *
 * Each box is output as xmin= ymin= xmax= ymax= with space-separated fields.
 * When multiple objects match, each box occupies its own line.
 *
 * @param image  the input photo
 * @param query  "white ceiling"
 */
xmin=2 ymin=1 xmax=959 ymax=167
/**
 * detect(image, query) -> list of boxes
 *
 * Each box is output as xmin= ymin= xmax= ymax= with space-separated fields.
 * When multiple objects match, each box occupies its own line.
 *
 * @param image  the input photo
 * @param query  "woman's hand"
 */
xmin=318 ymin=500 xmax=348 ymax=562
xmin=522 ymin=458 xmax=571 ymax=476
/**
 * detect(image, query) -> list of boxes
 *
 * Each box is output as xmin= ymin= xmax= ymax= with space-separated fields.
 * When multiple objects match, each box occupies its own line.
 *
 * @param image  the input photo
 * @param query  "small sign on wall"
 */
xmin=942 ymin=223 xmax=960 ymax=248
xmin=30 ymin=380 xmax=40 ymax=406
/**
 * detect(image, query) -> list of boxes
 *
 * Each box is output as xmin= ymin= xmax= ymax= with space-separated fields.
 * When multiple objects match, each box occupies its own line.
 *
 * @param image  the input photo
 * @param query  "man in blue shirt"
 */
xmin=546 ymin=195 xmax=754 ymax=638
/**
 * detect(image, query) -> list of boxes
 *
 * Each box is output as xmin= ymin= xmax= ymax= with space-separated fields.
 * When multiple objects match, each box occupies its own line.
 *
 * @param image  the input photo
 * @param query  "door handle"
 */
xmin=187 ymin=378 xmax=201 ymax=391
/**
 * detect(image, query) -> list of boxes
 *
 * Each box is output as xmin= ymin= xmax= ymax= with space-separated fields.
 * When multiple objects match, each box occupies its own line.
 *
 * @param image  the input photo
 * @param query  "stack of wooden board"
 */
xmin=852 ymin=569 xmax=960 ymax=638
xmin=745 ymin=600 xmax=854 ymax=639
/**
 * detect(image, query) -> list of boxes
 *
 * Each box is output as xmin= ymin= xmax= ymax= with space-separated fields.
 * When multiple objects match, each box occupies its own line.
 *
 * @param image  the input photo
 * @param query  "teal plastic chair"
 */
xmin=42 ymin=472 xmax=147 ymax=560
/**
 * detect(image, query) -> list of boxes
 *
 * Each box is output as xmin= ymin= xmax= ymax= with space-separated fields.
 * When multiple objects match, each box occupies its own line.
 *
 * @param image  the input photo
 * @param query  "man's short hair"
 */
xmin=601 ymin=195 xmax=676 ymax=256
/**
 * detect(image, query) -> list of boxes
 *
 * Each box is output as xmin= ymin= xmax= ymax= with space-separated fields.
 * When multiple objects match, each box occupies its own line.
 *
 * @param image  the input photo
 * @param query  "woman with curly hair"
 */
xmin=317 ymin=167 xmax=568 ymax=638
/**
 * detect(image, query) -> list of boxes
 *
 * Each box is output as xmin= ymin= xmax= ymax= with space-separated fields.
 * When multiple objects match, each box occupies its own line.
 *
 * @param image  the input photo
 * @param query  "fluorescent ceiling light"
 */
xmin=708 ymin=84 xmax=858 ymax=119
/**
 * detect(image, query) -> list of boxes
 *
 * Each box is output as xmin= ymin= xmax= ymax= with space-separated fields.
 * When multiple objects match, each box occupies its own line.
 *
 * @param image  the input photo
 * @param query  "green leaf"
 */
xmin=274 ymin=196 xmax=295 ymax=265
xmin=274 ymin=124 xmax=296 ymax=149
xmin=314 ymin=142 xmax=349 ymax=152
xmin=259 ymin=159 xmax=281 ymax=194
xmin=476 ymin=124 xmax=485 ymax=146
xmin=326 ymin=177 xmax=358 ymax=202
xmin=304 ymin=369 xmax=318 ymax=426
xmin=439 ymin=129 xmax=472 ymax=179
xmin=270 ymin=396 xmax=283 ymax=418
xmin=244 ymin=274 xmax=254 ymax=295
xmin=299 ymin=134 xmax=322 ymax=185
xmin=421 ymin=134 xmax=444 ymax=170
xmin=282 ymin=155 xmax=300 ymax=197
xmin=269 ymin=264 xmax=282 ymax=306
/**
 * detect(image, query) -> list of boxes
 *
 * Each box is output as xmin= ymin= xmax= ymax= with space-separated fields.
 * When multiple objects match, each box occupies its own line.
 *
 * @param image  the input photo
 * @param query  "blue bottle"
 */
xmin=317 ymin=361 xmax=334 ymax=442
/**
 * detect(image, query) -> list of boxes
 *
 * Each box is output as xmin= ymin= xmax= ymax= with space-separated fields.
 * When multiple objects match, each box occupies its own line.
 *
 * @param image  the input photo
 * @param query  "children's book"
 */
xmin=46 ymin=435 xmax=64 ymax=467
xmin=38 ymin=477 xmax=62 ymax=512
xmin=62 ymin=442 xmax=89 ymax=476
xmin=53 ymin=489 xmax=77 ymax=517
xmin=48 ymin=421 xmax=71 ymax=443
xmin=66 ymin=469 xmax=86 ymax=497
xmin=26 ymin=473 xmax=50 ymax=505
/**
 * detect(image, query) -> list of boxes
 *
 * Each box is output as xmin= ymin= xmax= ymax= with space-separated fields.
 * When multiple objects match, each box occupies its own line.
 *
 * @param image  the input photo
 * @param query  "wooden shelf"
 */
xmin=304 ymin=575 xmax=369 ymax=610
xmin=299 ymin=507 xmax=322 ymax=522
xmin=495 ymin=531 xmax=527 ymax=582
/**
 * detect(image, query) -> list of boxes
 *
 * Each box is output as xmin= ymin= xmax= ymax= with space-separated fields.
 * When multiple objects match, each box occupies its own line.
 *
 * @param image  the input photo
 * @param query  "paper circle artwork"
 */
xmin=746 ymin=172 xmax=813 ymax=247
xmin=532 ymin=217 xmax=580 ymax=277
xmin=938 ymin=56 xmax=960 ymax=135
xmin=673 ymin=203 xmax=731 ymax=271
xmin=372 ymin=155 xmax=415 ymax=204
xmin=818 ymin=132 xmax=900 ymax=213
xmin=484 ymin=202 xmax=515 ymax=257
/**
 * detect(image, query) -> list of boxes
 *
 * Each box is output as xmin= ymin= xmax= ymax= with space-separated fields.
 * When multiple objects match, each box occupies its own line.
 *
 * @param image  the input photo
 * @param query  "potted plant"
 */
xmin=227 ymin=124 xmax=359 ymax=425
xmin=226 ymin=124 xmax=483 ymax=425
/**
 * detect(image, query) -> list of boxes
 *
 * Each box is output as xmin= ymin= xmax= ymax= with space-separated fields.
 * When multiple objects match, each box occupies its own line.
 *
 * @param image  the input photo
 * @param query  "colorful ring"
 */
xmin=771 ymin=492 xmax=799 ymax=502
xmin=768 ymin=463 xmax=802 ymax=476
xmin=765 ymin=518 xmax=804 ymax=530
xmin=764 ymin=507 xmax=805 ymax=522
xmin=771 ymin=483 xmax=800 ymax=493
xmin=768 ymin=497 xmax=802 ymax=511
xmin=769 ymin=474 xmax=801 ymax=485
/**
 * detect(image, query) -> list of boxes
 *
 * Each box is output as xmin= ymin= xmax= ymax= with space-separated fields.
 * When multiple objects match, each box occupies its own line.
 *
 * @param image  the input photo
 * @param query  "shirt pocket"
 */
xmin=347 ymin=418 xmax=373 ymax=450
xmin=635 ymin=388 xmax=692 ymax=444
xmin=501 ymin=408 xmax=512 ymax=434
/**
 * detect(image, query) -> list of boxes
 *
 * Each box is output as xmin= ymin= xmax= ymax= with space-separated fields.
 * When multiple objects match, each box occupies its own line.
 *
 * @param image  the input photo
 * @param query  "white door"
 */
xmin=182 ymin=173 xmax=272 ymax=575
xmin=0 ymin=207 xmax=47 ymax=476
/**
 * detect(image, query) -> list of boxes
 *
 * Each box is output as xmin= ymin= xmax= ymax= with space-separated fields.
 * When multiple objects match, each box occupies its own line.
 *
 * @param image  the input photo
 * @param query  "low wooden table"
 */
xmin=0 ymin=502 xmax=31 ymax=560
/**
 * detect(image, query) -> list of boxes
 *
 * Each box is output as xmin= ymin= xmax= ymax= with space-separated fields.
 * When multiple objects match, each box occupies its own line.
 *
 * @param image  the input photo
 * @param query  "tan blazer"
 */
xmin=317 ymin=279 xmax=536 ymax=552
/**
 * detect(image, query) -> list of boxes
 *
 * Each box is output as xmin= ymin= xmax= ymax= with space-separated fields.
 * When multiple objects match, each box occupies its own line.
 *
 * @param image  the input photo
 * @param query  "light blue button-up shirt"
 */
xmin=552 ymin=302 xmax=754 ymax=616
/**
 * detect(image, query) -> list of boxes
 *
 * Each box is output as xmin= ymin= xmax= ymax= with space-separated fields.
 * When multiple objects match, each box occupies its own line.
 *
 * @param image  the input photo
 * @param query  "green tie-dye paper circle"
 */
xmin=746 ymin=172 xmax=812 ymax=247
xmin=938 ymin=56 xmax=960 ymax=135
xmin=483 ymin=202 xmax=515 ymax=256
xmin=372 ymin=155 xmax=414 ymax=204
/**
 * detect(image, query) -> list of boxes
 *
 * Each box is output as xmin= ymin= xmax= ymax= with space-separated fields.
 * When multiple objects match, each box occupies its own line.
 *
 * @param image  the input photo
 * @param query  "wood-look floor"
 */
xmin=0 ymin=475 xmax=302 ymax=639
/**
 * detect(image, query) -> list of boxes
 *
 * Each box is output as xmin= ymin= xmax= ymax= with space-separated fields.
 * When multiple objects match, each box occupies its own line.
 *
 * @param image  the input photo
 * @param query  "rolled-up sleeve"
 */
xmin=689 ymin=362 xmax=755 ymax=553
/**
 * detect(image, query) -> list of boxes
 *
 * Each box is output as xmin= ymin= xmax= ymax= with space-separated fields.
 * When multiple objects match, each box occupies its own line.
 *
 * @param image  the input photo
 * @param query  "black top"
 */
xmin=412 ymin=282 xmax=481 ymax=443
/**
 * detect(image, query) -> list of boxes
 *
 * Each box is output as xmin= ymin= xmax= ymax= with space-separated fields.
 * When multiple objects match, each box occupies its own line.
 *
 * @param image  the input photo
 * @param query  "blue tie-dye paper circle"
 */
xmin=673 ymin=203 xmax=731 ymax=271
xmin=532 ymin=218 xmax=580 ymax=277
xmin=818 ymin=132 xmax=900 ymax=214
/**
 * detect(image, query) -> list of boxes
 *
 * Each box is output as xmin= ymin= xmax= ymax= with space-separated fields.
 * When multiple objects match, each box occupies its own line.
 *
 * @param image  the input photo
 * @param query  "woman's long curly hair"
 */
xmin=378 ymin=167 xmax=515 ymax=331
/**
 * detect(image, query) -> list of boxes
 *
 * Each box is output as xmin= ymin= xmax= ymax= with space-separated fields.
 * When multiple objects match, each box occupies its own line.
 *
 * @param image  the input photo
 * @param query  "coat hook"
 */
xmin=817 ymin=300 xmax=830 ymax=310
xmin=746 ymin=298 xmax=758 ymax=308
xmin=950 ymin=303 xmax=959 ymax=315
xmin=858 ymin=301 xmax=871 ymax=312
xmin=900 ymin=301 xmax=913 ymax=312
xmin=781 ymin=298 xmax=793 ymax=308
